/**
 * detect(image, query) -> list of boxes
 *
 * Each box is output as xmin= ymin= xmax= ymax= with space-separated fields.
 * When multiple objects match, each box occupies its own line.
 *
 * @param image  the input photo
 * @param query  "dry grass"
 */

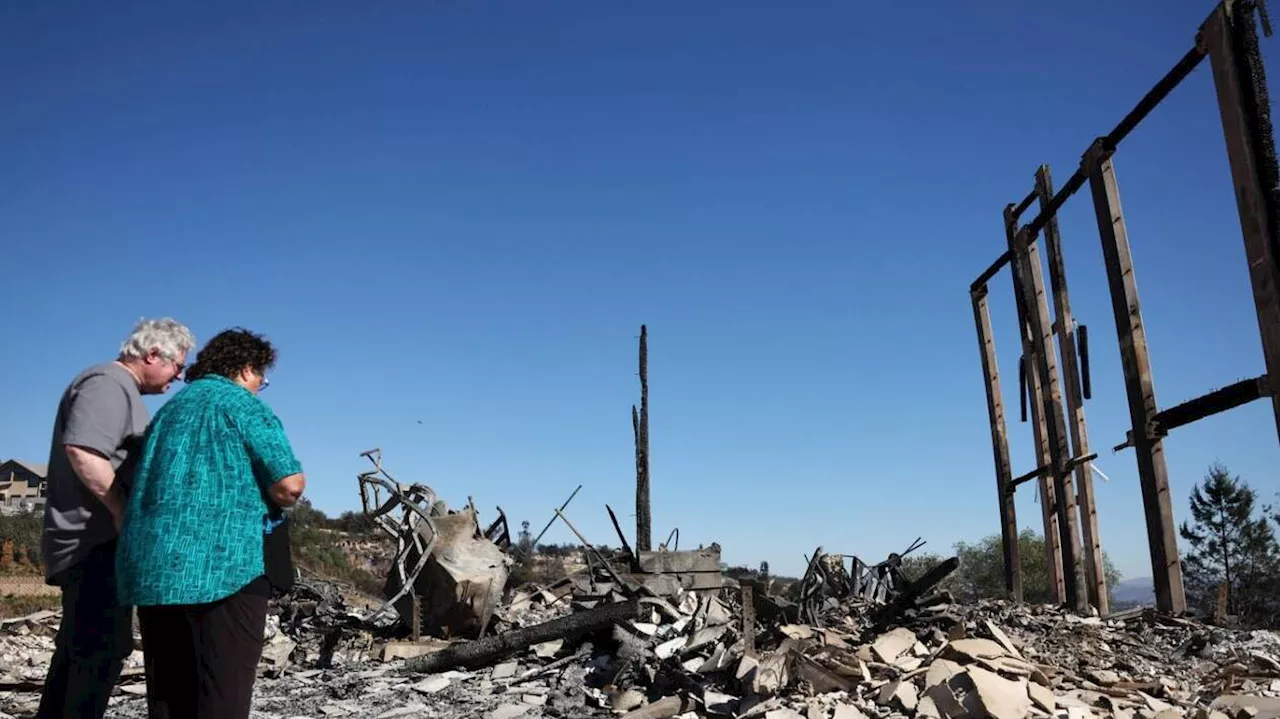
xmin=0 ymin=594 xmax=59 ymax=619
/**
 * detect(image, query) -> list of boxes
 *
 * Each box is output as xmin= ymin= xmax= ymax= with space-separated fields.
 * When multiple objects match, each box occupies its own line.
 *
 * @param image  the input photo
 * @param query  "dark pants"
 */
xmin=137 ymin=585 xmax=268 ymax=719
xmin=37 ymin=540 xmax=133 ymax=719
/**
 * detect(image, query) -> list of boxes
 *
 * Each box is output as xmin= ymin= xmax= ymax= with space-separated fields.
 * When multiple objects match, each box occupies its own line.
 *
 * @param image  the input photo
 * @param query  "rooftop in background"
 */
xmin=0 ymin=461 xmax=45 ymax=480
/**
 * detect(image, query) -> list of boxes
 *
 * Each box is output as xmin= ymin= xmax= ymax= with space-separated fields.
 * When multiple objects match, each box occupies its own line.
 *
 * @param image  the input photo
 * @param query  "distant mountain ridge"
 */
xmin=1112 ymin=576 xmax=1155 ymax=606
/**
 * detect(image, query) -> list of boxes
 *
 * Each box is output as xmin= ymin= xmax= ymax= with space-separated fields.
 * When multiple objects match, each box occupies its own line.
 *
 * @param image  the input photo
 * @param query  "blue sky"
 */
xmin=3 ymin=0 xmax=1277 ymax=582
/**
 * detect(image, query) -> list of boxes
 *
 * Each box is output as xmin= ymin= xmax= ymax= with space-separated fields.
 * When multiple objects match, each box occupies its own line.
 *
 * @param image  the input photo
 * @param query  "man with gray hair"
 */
xmin=38 ymin=317 xmax=196 ymax=719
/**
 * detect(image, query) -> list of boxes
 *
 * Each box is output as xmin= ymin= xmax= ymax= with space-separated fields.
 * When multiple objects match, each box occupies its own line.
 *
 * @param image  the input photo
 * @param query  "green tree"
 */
xmin=901 ymin=530 xmax=1121 ymax=606
xmin=290 ymin=497 xmax=329 ymax=528
xmin=1179 ymin=463 xmax=1279 ymax=623
xmin=336 ymin=510 xmax=379 ymax=535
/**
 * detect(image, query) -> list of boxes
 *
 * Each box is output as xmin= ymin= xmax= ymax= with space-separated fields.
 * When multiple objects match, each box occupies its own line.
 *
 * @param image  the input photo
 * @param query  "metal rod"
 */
xmin=1079 ymin=324 xmax=1093 ymax=399
xmin=971 ymin=284 xmax=1022 ymax=601
xmin=1084 ymin=140 xmax=1186 ymax=615
xmin=1019 ymin=355 xmax=1029 ymax=423
xmin=605 ymin=504 xmax=636 ymax=561
xmin=529 ymin=484 xmax=583 ymax=552
xmin=554 ymin=508 xmax=633 ymax=594
xmin=1008 ymin=453 xmax=1099 ymax=493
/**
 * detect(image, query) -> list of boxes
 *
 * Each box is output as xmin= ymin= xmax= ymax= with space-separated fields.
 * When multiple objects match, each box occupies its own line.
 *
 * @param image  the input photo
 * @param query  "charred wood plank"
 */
xmin=404 ymin=600 xmax=644 ymax=673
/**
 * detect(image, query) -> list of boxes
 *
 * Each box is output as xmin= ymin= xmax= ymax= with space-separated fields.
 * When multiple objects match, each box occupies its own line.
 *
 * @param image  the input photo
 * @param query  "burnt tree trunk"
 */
xmin=404 ymin=600 xmax=643 ymax=673
xmin=634 ymin=324 xmax=652 ymax=552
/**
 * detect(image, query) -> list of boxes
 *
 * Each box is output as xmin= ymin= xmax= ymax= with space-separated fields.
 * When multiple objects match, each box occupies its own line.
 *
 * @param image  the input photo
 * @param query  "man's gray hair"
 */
xmin=118 ymin=318 xmax=196 ymax=361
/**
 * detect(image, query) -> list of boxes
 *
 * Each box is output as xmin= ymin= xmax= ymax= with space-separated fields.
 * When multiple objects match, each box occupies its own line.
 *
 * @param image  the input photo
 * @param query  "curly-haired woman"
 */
xmin=116 ymin=327 xmax=306 ymax=719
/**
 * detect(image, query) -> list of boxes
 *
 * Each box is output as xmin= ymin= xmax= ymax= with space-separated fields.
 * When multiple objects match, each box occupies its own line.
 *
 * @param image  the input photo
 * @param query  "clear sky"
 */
xmin=3 ymin=0 xmax=1278 ymax=582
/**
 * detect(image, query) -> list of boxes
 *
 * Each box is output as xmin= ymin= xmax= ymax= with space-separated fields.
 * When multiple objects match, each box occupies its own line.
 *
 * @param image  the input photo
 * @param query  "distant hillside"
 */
xmin=1112 ymin=576 xmax=1155 ymax=607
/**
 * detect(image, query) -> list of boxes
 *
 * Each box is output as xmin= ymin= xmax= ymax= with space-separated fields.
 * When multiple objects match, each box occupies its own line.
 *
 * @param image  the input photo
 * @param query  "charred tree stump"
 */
xmin=634 ymin=324 xmax=652 ymax=552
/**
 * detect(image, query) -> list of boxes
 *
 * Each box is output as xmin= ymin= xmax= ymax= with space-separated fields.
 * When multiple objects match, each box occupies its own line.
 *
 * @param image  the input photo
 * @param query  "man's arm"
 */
xmin=63 ymin=446 xmax=125 ymax=527
xmin=61 ymin=374 xmax=133 ymax=528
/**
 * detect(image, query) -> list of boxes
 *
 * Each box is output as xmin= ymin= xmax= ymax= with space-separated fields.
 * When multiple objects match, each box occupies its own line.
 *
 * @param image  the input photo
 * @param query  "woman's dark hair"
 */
xmin=184 ymin=328 xmax=276 ymax=383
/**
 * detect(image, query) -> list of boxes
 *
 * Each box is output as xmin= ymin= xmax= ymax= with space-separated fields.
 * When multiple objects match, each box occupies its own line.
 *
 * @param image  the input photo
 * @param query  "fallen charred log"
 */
xmin=404 ymin=599 xmax=645 ymax=673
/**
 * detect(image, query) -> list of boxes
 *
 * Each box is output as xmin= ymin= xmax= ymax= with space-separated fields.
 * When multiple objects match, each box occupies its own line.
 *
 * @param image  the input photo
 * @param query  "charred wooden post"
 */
xmin=1203 ymin=0 xmax=1280 ymax=445
xmin=741 ymin=579 xmax=758 ymax=659
xmin=1037 ymin=165 xmax=1109 ymax=615
xmin=634 ymin=325 xmax=652 ymax=553
xmin=1010 ymin=211 xmax=1085 ymax=611
xmin=404 ymin=600 xmax=645 ymax=673
xmin=970 ymin=284 xmax=1022 ymax=601
xmin=1004 ymin=208 xmax=1067 ymax=605
xmin=1084 ymin=141 xmax=1186 ymax=614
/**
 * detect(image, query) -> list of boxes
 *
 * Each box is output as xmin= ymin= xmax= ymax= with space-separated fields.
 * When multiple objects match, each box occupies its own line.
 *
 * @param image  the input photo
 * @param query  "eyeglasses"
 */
xmin=152 ymin=350 xmax=185 ymax=375
xmin=261 ymin=376 xmax=270 ymax=390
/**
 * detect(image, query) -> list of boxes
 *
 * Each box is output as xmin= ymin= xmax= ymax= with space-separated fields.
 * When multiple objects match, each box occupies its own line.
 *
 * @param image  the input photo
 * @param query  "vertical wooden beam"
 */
xmin=1024 ymin=349 xmax=1067 ymax=604
xmin=1004 ymin=207 xmax=1067 ymax=605
xmin=1037 ymin=165 xmax=1109 ymax=615
xmin=1083 ymin=141 xmax=1187 ymax=614
xmin=1011 ymin=213 xmax=1085 ymax=611
xmin=1203 ymin=1 xmax=1280 ymax=445
xmin=972 ymin=285 xmax=1023 ymax=601
xmin=741 ymin=579 xmax=757 ymax=659
xmin=634 ymin=325 xmax=652 ymax=552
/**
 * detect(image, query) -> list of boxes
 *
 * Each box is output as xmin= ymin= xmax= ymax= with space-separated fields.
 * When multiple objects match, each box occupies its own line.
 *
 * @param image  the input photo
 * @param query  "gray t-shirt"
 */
xmin=42 ymin=362 xmax=149 ymax=583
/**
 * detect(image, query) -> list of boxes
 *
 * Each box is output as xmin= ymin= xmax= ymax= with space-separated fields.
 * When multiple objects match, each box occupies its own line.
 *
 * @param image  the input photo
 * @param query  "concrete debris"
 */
xmin=0 ymin=548 xmax=1278 ymax=718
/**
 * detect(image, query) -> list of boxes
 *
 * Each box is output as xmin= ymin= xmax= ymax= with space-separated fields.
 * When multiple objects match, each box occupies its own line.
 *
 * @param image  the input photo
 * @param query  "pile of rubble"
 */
xmin=0 ymin=560 xmax=1278 ymax=718
xmin=0 ymin=451 xmax=1275 ymax=718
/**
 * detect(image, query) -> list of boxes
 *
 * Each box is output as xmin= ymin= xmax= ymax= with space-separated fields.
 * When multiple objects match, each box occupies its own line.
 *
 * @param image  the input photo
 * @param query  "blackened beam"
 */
xmin=1111 ymin=375 xmax=1271 ymax=451
xmin=970 ymin=46 xmax=1208 ymax=292
xmin=1007 ymin=453 xmax=1100 ymax=493
xmin=972 ymin=190 xmax=1045 ymax=289
xmin=871 ymin=556 xmax=960 ymax=630
xmin=1203 ymin=0 xmax=1280 ymax=444
xmin=404 ymin=600 xmax=645 ymax=673
xmin=1013 ymin=189 xmax=1038 ymax=220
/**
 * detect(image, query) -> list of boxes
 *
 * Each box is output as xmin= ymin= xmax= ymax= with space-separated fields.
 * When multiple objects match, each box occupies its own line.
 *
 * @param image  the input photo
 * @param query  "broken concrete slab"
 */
xmin=871 ymin=627 xmax=917 ymax=664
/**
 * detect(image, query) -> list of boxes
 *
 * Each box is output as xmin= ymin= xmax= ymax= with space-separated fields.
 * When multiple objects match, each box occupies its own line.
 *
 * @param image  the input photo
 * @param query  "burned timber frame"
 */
xmin=970 ymin=0 xmax=1280 ymax=615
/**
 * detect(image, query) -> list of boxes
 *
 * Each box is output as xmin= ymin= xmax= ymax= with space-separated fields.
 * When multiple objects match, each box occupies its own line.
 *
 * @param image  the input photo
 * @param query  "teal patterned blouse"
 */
xmin=117 ymin=375 xmax=302 ymax=606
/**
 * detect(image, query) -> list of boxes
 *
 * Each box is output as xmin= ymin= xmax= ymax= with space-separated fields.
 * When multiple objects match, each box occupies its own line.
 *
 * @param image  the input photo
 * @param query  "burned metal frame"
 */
xmin=795 ymin=539 xmax=929 ymax=626
xmin=969 ymin=0 xmax=1280 ymax=615
xmin=357 ymin=448 xmax=444 ymax=623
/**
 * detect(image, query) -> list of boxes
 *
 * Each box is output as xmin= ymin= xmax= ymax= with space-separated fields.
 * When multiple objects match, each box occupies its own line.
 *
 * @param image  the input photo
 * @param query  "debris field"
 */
xmin=0 ymin=548 xmax=1278 ymax=719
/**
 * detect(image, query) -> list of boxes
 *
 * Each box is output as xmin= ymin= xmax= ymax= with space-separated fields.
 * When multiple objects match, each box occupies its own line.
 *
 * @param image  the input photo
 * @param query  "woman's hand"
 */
xmin=267 ymin=473 xmax=306 ymax=508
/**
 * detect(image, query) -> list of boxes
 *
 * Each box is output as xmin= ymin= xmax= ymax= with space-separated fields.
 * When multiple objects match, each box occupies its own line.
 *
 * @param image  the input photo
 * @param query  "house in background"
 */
xmin=0 ymin=460 xmax=47 ymax=510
